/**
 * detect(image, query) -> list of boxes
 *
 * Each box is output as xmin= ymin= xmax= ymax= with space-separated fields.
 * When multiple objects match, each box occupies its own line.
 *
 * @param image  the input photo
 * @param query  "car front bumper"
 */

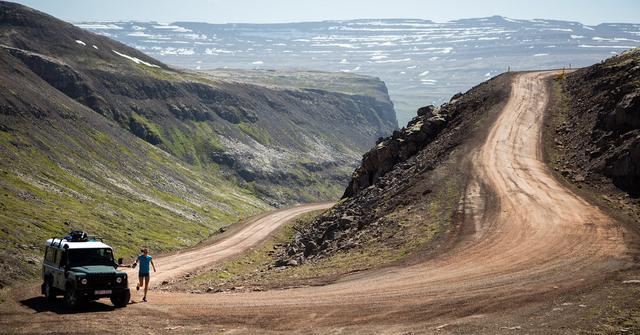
xmin=76 ymin=287 xmax=130 ymax=299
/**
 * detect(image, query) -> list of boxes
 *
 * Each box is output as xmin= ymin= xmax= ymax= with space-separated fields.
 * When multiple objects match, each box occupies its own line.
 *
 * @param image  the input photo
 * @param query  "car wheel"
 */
xmin=110 ymin=291 xmax=130 ymax=308
xmin=64 ymin=285 xmax=81 ymax=309
xmin=43 ymin=280 xmax=56 ymax=301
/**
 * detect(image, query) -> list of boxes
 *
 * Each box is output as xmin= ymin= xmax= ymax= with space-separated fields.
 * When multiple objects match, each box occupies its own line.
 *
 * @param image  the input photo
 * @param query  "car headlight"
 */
xmin=80 ymin=278 xmax=88 ymax=285
xmin=116 ymin=277 xmax=123 ymax=284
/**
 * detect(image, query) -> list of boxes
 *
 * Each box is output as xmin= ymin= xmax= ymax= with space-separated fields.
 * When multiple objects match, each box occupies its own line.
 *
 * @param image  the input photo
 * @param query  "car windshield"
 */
xmin=67 ymin=248 xmax=114 ymax=267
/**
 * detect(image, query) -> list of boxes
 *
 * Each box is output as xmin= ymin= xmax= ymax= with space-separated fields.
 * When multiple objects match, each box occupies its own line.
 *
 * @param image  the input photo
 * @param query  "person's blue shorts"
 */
xmin=139 ymin=273 xmax=149 ymax=278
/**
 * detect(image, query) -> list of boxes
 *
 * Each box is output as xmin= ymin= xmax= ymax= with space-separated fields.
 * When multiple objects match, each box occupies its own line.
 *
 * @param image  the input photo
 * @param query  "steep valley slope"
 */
xmin=0 ymin=2 xmax=397 ymax=287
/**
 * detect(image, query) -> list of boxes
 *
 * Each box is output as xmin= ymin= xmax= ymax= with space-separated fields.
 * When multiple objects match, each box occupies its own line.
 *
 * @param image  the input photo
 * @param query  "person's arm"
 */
xmin=131 ymin=256 xmax=138 ymax=268
xmin=151 ymin=259 xmax=156 ymax=272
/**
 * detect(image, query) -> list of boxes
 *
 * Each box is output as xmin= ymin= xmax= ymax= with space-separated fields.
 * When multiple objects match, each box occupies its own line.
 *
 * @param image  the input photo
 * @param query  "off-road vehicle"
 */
xmin=41 ymin=231 xmax=130 ymax=308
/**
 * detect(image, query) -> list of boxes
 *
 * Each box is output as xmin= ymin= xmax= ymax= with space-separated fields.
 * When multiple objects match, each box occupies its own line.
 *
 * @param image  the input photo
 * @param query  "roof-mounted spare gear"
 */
xmin=65 ymin=230 xmax=89 ymax=242
xmin=46 ymin=231 xmax=108 ymax=250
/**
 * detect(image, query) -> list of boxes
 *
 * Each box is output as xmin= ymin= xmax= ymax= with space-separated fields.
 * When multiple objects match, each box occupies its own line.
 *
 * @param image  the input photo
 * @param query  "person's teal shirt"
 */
xmin=137 ymin=255 xmax=152 ymax=275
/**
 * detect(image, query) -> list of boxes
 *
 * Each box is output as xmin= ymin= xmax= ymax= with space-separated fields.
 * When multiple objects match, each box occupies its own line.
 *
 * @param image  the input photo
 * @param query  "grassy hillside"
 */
xmin=0 ymin=2 xmax=397 ymax=206
xmin=0 ymin=48 xmax=270 ymax=286
xmin=0 ymin=2 xmax=398 ymax=287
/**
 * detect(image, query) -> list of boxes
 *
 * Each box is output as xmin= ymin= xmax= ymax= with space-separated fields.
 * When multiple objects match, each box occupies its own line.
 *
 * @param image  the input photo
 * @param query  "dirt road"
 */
xmin=0 ymin=72 xmax=634 ymax=334
xmin=122 ymin=203 xmax=334 ymax=288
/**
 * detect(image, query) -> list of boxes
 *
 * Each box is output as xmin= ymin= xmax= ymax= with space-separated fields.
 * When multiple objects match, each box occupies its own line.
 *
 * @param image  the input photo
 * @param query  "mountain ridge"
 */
xmin=76 ymin=16 xmax=640 ymax=125
xmin=78 ymin=16 xmax=640 ymax=27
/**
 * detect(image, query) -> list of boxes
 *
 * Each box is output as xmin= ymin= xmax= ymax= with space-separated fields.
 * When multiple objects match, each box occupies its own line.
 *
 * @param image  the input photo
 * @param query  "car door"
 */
xmin=42 ymin=246 xmax=53 ymax=280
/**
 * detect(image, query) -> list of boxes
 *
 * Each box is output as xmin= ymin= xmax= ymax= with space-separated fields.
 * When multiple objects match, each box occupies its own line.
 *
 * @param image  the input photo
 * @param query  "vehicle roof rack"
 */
xmin=48 ymin=231 xmax=106 ymax=247
xmin=49 ymin=237 xmax=66 ymax=248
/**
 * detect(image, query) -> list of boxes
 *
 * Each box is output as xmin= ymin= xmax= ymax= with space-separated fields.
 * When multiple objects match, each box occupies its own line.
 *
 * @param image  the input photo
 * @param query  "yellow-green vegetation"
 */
xmin=238 ymin=122 xmax=272 ymax=145
xmin=173 ymin=123 xmax=221 ymax=166
xmin=270 ymin=166 xmax=349 ymax=204
xmin=0 ymin=121 xmax=269 ymax=285
xmin=129 ymin=113 xmax=163 ymax=145
xmin=134 ymin=64 xmax=184 ymax=82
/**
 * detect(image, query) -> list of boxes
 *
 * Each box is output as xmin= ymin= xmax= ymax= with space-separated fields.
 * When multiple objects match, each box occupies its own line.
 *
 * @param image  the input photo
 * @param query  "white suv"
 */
xmin=41 ymin=231 xmax=130 ymax=308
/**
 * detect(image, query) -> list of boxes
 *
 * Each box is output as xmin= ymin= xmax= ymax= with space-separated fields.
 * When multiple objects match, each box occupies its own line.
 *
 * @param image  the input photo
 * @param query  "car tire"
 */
xmin=64 ymin=285 xmax=81 ymax=309
xmin=43 ymin=279 xmax=56 ymax=301
xmin=110 ymin=291 xmax=130 ymax=308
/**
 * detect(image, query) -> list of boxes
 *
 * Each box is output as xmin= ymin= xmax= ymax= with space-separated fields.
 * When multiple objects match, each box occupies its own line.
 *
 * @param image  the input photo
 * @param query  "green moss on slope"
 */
xmin=0 ymin=121 xmax=270 ymax=287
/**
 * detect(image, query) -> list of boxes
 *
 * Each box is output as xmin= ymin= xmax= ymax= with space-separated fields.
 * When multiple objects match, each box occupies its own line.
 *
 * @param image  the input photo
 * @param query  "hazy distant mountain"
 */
xmin=77 ymin=16 xmax=640 ymax=124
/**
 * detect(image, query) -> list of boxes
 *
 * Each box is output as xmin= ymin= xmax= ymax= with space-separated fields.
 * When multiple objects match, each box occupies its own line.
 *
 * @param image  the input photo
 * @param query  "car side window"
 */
xmin=54 ymin=248 xmax=63 ymax=267
xmin=45 ymin=247 xmax=57 ymax=264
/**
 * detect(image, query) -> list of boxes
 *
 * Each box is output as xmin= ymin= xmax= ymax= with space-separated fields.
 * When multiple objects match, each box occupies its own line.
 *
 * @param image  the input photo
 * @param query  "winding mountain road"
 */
xmin=122 ymin=203 xmax=334 ymax=288
xmin=0 ymin=72 xmax=633 ymax=334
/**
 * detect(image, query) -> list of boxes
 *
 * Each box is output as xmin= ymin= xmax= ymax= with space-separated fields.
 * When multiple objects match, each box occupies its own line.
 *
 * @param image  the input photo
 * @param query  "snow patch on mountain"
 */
xmin=112 ymin=50 xmax=160 ymax=67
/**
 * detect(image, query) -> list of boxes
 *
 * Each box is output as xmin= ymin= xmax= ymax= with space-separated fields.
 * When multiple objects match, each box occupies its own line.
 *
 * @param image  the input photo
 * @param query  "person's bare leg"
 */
xmin=143 ymin=276 xmax=150 ymax=301
xmin=136 ymin=276 xmax=143 ymax=291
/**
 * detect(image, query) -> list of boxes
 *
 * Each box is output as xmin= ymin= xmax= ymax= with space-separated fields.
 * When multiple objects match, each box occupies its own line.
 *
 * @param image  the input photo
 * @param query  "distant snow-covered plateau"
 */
xmin=77 ymin=16 xmax=640 ymax=124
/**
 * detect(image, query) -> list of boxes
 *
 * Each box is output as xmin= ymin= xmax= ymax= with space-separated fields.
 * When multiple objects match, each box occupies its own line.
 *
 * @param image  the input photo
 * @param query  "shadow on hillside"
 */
xmin=20 ymin=296 xmax=122 ymax=314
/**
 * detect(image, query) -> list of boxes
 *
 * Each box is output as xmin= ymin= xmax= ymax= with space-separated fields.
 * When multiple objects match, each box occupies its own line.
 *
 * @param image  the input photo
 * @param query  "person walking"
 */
xmin=131 ymin=247 xmax=156 ymax=302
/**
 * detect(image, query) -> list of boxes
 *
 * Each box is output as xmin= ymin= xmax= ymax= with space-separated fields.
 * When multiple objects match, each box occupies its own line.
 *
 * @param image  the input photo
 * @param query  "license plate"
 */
xmin=95 ymin=290 xmax=112 ymax=295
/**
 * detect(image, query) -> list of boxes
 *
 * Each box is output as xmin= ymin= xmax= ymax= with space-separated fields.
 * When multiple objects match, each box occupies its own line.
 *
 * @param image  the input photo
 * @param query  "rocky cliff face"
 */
xmin=556 ymin=48 xmax=640 ymax=197
xmin=343 ymin=104 xmax=448 ymax=198
xmin=276 ymin=74 xmax=514 ymax=265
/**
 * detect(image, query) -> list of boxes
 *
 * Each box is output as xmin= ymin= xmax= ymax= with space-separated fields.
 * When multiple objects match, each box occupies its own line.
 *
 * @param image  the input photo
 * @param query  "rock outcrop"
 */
xmin=343 ymin=105 xmax=446 ymax=198
xmin=276 ymin=73 xmax=514 ymax=265
xmin=558 ymin=48 xmax=640 ymax=196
